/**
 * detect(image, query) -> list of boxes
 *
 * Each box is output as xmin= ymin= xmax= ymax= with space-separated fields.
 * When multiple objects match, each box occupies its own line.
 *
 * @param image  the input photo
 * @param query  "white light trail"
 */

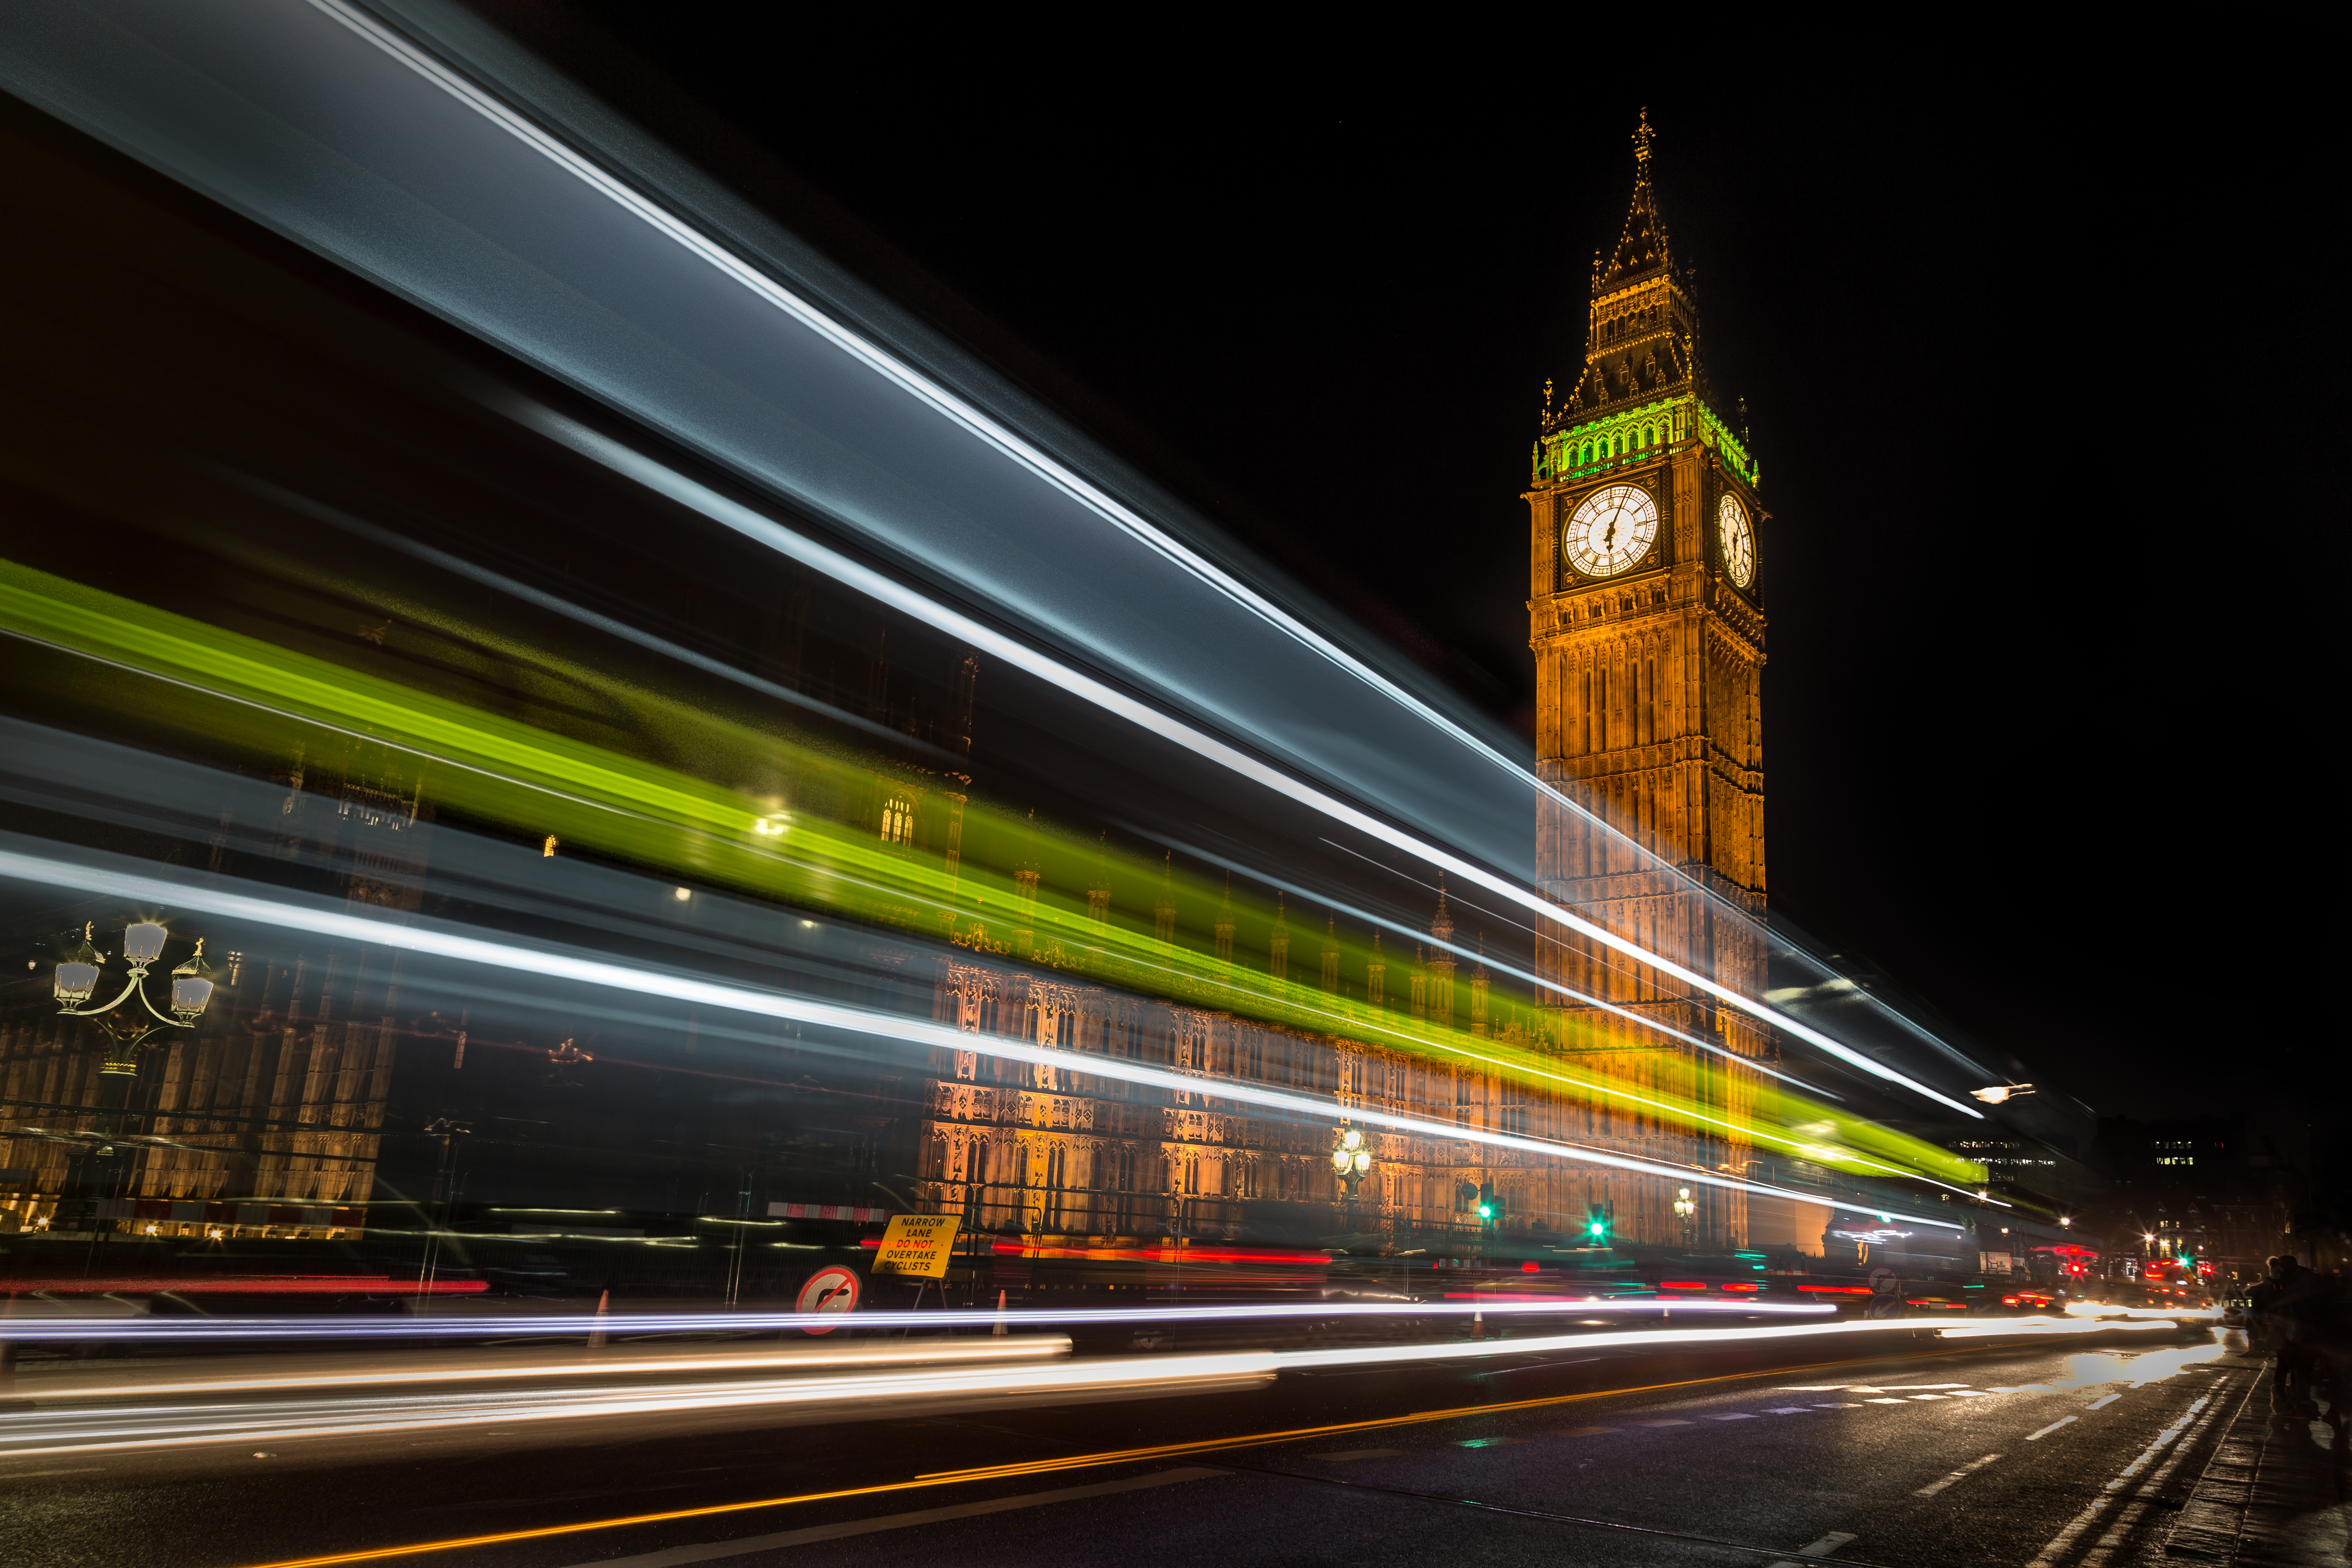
xmin=302 ymin=0 xmax=1980 ymax=1120
xmin=0 ymin=1298 xmax=1835 ymax=1343
xmin=0 ymin=842 xmax=1971 ymax=1228
xmin=1269 ymin=1314 xmax=2156 ymax=1371
xmin=28 ymin=1338 xmax=1075 ymax=1399
xmin=0 ymin=1315 xmax=2176 ymax=1460
xmin=0 ymin=1355 xmax=1281 ymax=1460
xmin=1935 ymin=1317 xmax=2180 ymax=1340
xmin=517 ymin=406 xmax=1979 ymax=1120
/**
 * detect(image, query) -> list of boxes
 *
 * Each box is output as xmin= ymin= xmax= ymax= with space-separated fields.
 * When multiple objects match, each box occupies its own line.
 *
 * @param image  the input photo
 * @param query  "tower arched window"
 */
xmin=880 ymin=796 xmax=916 ymax=846
xmin=1645 ymin=425 xmax=1657 ymax=447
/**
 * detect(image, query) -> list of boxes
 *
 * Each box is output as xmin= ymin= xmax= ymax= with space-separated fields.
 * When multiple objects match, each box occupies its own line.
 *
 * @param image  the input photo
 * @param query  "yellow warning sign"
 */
xmin=871 ymin=1214 xmax=962 ymax=1278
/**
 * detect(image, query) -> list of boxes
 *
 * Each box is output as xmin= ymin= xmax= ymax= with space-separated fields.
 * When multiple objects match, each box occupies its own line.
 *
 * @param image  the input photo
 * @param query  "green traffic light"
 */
xmin=1479 ymin=1204 xmax=1493 ymax=1219
xmin=1588 ymin=1221 xmax=1605 ymax=1237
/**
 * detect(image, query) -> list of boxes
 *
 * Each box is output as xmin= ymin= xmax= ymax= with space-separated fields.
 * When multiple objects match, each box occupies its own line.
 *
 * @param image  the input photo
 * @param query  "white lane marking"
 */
xmin=555 ymin=1467 xmax=1228 ymax=1567
xmin=2076 ymin=1391 xmax=2237 ymax=1568
xmin=1705 ymin=1413 xmax=1758 ymax=1421
xmin=1764 ymin=1407 xmax=1817 ymax=1415
xmin=1813 ymin=1403 xmax=1864 ymax=1409
xmin=1908 ymin=1394 xmax=1951 ymax=1401
xmin=1864 ymin=1399 xmax=1907 ymax=1405
xmin=1914 ymin=1453 xmax=2003 ymax=1497
xmin=2104 ymin=1396 xmax=2212 ymax=1491
xmin=2022 ymin=1393 xmax=2221 ymax=1568
xmin=2086 ymin=1393 xmax=2121 ymax=1410
xmin=1882 ymin=1384 xmax=1970 ymax=1390
xmin=1773 ymin=1387 xmax=1851 ymax=1392
xmin=1764 ymin=1528 xmax=1860 ymax=1567
xmin=1947 ymin=1390 xmax=1990 ymax=1396
xmin=2026 ymin=1417 xmax=2078 ymax=1441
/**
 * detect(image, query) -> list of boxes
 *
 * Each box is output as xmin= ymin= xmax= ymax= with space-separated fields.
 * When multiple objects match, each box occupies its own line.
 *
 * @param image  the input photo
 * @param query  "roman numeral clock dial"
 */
xmin=1717 ymin=492 xmax=1756 ymax=588
xmin=1562 ymin=483 xmax=1658 ymax=577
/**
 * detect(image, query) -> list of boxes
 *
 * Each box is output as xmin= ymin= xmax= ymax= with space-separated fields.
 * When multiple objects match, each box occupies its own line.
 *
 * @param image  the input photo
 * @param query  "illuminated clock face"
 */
xmin=1563 ymin=484 xmax=1658 ymax=577
xmin=1717 ymin=493 xmax=1756 ymax=588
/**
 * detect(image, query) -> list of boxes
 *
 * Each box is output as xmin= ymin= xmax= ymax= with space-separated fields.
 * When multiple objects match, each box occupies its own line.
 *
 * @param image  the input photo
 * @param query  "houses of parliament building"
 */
xmin=1 ymin=116 xmax=1813 ymax=1263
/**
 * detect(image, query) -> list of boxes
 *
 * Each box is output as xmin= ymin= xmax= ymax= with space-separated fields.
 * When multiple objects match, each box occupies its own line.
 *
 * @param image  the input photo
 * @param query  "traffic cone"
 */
xmin=993 ymin=1287 xmax=1008 ymax=1336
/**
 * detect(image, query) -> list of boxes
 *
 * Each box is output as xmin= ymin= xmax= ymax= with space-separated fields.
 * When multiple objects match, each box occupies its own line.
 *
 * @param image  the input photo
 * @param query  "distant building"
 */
xmin=2095 ymin=1115 xmax=2296 ymax=1273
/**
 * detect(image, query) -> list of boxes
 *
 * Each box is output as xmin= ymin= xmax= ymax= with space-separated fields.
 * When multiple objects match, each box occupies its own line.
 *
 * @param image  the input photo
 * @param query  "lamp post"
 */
xmin=419 ymin=1117 xmax=474 ymax=1299
xmin=1330 ymin=1127 xmax=1372 ymax=1233
xmin=50 ymin=919 xmax=216 ymax=1232
xmin=1674 ymin=1186 xmax=1697 ymax=1249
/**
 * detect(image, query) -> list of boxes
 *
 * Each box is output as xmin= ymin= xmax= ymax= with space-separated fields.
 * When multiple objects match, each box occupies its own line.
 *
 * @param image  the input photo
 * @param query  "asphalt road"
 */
xmin=0 ymin=1330 xmax=2258 ymax=1567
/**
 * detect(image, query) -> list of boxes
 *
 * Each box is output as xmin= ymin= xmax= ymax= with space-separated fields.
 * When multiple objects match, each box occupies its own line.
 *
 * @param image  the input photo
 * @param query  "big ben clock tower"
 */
xmin=1525 ymin=113 xmax=1771 ymax=1245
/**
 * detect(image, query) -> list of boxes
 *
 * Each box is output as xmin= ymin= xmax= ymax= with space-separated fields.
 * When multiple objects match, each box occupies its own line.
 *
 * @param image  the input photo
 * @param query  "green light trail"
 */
xmin=0 ymin=558 xmax=1982 ymax=1189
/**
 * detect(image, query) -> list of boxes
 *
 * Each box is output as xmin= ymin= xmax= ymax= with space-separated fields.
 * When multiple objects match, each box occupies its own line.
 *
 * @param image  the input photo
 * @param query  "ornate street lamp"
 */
xmin=47 ymin=917 xmax=216 ymax=1234
xmin=1330 ymin=1127 xmax=1372 ymax=1199
xmin=1674 ymin=1185 xmax=1697 ymax=1247
xmin=53 ymin=918 xmax=216 ymax=1077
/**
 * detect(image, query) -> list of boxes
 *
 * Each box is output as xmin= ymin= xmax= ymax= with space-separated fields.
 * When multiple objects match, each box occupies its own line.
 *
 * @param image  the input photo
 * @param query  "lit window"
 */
xmin=880 ymin=797 xmax=916 ymax=846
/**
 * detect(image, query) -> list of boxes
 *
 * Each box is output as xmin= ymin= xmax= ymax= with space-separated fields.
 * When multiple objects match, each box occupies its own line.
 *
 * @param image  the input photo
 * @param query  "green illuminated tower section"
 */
xmin=1522 ymin=113 xmax=1773 ymax=1248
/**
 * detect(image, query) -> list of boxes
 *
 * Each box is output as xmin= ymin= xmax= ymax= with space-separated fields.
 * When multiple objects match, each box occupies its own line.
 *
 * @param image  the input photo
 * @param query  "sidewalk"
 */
xmin=2169 ymin=1350 xmax=2349 ymax=1565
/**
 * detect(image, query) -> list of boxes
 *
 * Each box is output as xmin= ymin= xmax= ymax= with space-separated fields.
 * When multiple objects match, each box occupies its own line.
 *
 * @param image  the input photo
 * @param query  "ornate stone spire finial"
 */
xmin=1152 ymin=853 xmax=1177 ymax=944
xmin=1632 ymin=108 xmax=1655 ymax=168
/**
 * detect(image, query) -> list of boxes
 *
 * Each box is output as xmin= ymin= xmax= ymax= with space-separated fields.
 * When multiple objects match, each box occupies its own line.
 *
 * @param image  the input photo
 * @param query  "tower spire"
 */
xmin=1548 ymin=111 xmax=1711 ymax=432
xmin=1595 ymin=110 xmax=1676 ymax=296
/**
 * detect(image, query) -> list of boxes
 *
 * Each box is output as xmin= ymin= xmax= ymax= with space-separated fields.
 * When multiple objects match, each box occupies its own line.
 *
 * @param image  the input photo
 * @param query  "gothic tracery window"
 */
xmin=880 ymin=795 xmax=916 ymax=846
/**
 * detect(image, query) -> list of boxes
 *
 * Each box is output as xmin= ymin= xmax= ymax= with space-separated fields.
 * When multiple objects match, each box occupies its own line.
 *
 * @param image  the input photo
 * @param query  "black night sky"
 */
xmin=482 ymin=12 xmax=2333 ymax=1137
